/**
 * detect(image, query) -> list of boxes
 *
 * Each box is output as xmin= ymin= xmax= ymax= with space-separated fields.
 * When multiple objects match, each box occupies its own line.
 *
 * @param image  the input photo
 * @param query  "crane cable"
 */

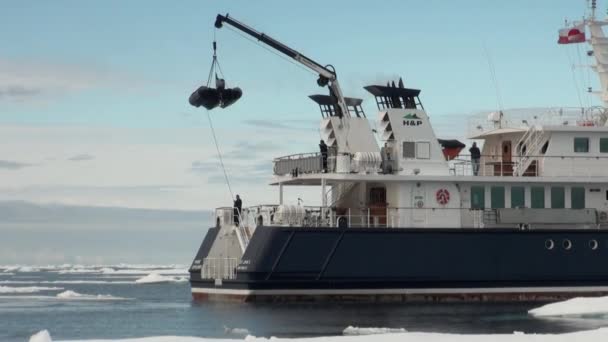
xmin=204 ymin=36 xmax=239 ymax=223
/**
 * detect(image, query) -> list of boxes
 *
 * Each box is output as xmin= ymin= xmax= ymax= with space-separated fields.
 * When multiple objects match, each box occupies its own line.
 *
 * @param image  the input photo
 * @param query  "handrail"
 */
xmin=273 ymin=152 xmax=321 ymax=161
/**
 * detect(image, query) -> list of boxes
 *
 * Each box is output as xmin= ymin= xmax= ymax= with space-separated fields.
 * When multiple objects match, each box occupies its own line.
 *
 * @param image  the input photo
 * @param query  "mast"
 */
xmin=585 ymin=0 xmax=608 ymax=111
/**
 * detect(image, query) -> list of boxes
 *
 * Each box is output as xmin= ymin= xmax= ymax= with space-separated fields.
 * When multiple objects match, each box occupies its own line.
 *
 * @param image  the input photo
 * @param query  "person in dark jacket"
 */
xmin=469 ymin=142 xmax=481 ymax=176
xmin=319 ymin=140 xmax=328 ymax=172
xmin=233 ymin=194 xmax=242 ymax=226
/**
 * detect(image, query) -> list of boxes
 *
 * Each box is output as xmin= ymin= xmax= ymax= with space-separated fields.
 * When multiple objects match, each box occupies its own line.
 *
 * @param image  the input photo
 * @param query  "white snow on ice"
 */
xmin=342 ymin=326 xmax=407 ymax=335
xmin=223 ymin=326 xmax=250 ymax=336
xmin=0 ymin=280 xmax=134 ymax=285
xmin=29 ymin=330 xmax=52 ymax=342
xmin=135 ymin=272 xmax=187 ymax=284
xmin=29 ymin=328 xmax=608 ymax=342
xmin=0 ymin=286 xmax=63 ymax=293
xmin=55 ymin=290 xmax=131 ymax=301
xmin=529 ymin=296 xmax=608 ymax=317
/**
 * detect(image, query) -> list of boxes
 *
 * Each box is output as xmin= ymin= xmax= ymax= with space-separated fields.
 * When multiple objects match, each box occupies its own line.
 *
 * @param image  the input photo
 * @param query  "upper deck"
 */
xmin=468 ymin=107 xmax=608 ymax=138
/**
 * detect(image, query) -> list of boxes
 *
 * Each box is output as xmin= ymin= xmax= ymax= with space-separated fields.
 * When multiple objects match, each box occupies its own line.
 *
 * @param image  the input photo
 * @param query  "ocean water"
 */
xmin=3 ymin=265 xmax=608 ymax=342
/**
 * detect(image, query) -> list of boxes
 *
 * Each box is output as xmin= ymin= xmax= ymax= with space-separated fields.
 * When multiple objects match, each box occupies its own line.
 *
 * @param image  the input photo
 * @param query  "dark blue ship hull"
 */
xmin=189 ymin=226 xmax=608 ymax=302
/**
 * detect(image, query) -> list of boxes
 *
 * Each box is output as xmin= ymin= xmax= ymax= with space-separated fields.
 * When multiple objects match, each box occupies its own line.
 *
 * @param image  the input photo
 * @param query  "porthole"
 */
xmin=545 ymin=239 xmax=555 ymax=250
xmin=563 ymin=239 xmax=572 ymax=250
xmin=589 ymin=239 xmax=599 ymax=250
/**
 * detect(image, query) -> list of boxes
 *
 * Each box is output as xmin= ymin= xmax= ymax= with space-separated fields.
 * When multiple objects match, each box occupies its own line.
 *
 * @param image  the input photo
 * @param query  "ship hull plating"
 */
xmin=189 ymin=226 xmax=608 ymax=302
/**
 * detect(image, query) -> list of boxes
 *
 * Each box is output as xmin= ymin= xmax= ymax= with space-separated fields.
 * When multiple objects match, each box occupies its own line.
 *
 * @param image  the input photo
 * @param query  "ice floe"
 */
xmin=0 ymin=280 xmax=133 ymax=285
xmin=55 ymin=290 xmax=131 ymax=301
xmin=29 ymin=327 xmax=608 ymax=342
xmin=135 ymin=272 xmax=187 ymax=284
xmin=342 ymin=326 xmax=407 ymax=335
xmin=223 ymin=326 xmax=250 ymax=336
xmin=529 ymin=296 xmax=608 ymax=317
xmin=0 ymin=286 xmax=63 ymax=293
xmin=29 ymin=329 xmax=52 ymax=342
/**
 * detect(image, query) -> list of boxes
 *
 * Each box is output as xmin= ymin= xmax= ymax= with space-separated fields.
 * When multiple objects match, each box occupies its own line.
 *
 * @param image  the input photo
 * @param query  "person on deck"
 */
xmin=233 ymin=194 xmax=242 ymax=226
xmin=469 ymin=142 xmax=481 ymax=176
xmin=319 ymin=140 xmax=328 ymax=173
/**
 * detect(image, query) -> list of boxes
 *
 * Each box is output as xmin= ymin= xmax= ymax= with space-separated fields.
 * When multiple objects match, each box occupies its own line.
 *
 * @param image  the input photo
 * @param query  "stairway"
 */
xmin=514 ymin=125 xmax=547 ymax=176
xmin=234 ymin=224 xmax=250 ymax=253
xmin=325 ymin=182 xmax=357 ymax=208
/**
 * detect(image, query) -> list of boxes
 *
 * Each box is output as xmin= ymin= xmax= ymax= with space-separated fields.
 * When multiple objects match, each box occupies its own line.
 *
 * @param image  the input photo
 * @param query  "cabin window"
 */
xmin=491 ymin=186 xmax=505 ymax=208
xmin=600 ymin=138 xmax=608 ymax=153
xmin=511 ymin=186 xmax=525 ymax=208
xmin=571 ymin=187 xmax=586 ymax=209
xmin=531 ymin=186 xmax=545 ymax=209
xmin=551 ymin=186 xmax=565 ymax=208
xmin=416 ymin=142 xmax=430 ymax=159
xmin=402 ymin=141 xmax=415 ymax=158
xmin=574 ymin=137 xmax=589 ymax=153
xmin=471 ymin=186 xmax=485 ymax=209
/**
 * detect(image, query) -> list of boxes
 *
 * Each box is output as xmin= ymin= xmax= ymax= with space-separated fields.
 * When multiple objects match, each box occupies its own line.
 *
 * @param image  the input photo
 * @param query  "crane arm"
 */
xmin=214 ymin=13 xmax=350 ymax=118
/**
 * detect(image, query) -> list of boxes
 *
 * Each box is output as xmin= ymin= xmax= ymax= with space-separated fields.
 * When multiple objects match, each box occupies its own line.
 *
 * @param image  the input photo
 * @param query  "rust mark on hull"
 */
xmin=192 ymin=291 xmax=608 ymax=303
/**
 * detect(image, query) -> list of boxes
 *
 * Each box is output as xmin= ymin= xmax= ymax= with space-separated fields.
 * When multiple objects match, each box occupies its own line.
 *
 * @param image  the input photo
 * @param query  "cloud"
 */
xmin=0 ymin=160 xmax=33 ymax=170
xmin=68 ymin=154 xmax=95 ymax=162
xmin=0 ymin=58 xmax=144 ymax=103
xmin=0 ymin=86 xmax=41 ymax=99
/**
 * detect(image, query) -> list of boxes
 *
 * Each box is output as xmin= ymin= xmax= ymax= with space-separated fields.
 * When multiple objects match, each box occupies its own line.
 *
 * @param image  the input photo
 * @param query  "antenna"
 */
xmin=482 ymin=42 xmax=505 ymax=124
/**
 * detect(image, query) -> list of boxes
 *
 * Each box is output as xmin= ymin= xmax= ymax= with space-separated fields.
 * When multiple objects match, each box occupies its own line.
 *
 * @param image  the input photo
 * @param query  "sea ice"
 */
xmin=55 ymin=290 xmax=131 ymax=301
xmin=529 ymin=296 xmax=608 ymax=317
xmin=135 ymin=272 xmax=187 ymax=284
xmin=29 ymin=330 xmax=52 ymax=342
xmin=224 ymin=326 xmax=250 ymax=336
xmin=342 ymin=326 xmax=407 ymax=335
xmin=0 ymin=286 xmax=63 ymax=293
xmin=28 ymin=327 xmax=608 ymax=342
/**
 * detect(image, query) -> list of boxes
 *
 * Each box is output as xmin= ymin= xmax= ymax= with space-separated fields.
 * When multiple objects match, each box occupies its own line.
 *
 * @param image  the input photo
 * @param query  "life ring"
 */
xmin=436 ymin=189 xmax=450 ymax=205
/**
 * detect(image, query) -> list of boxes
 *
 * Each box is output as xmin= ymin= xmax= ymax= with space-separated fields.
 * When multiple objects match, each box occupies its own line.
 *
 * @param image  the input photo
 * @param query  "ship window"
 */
xmin=491 ymin=186 xmax=505 ymax=208
xmin=574 ymin=137 xmax=589 ymax=153
xmin=402 ymin=141 xmax=415 ymax=158
xmin=551 ymin=186 xmax=565 ymax=208
xmin=571 ymin=186 xmax=586 ymax=209
xmin=511 ymin=186 xmax=525 ymax=208
xmin=471 ymin=186 xmax=485 ymax=209
xmin=601 ymin=138 xmax=608 ymax=153
xmin=416 ymin=142 xmax=430 ymax=159
xmin=531 ymin=186 xmax=545 ymax=209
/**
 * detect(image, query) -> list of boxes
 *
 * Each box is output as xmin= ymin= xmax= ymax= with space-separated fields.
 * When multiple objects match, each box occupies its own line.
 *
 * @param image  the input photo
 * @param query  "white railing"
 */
xmin=452 ymin=154 xmax=608 ymax=177
xmin=201 ymin=257 xmax=238 ymax=280
xmin=219 ymin=205 xmax=603 ymax=230
xmin=468 ymin=107 xmax=607 ymax=137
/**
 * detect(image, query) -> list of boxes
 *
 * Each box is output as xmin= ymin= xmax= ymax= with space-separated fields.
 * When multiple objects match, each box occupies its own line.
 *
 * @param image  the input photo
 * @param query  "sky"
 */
xmin=0 ymin=0 xmax=604 ymax=212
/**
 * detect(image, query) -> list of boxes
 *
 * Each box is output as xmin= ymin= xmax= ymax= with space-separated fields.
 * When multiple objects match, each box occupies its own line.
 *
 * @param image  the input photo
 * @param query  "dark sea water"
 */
xmin=2 ymin=266 xmax=608 ymax=342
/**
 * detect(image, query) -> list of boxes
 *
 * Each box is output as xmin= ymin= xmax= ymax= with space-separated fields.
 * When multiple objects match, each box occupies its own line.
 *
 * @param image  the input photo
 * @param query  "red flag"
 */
xmin=558 ymin=24 xmax=586 ymax=44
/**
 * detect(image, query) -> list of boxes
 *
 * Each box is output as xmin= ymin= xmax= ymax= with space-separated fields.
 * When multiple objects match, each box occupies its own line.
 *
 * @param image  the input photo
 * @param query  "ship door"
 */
xmin=499 ymin=140 xmax=513 ymax=176
xmin=369 ymin=186 xmax=387 ymax=226
xmin=411 ymin=184 xmax=426 ymax=226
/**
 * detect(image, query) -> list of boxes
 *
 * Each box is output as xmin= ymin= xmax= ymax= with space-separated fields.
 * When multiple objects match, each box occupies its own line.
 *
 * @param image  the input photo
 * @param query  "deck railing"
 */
xmin=201 ymin=257 xmax=238 ymax=280
xmin=453 ymin=154 xmax=608 ymax=177
xmin=467 ymin=107 xmax=607 ymax=137
xmin=231 ymin=205 xmax=603 ymax=230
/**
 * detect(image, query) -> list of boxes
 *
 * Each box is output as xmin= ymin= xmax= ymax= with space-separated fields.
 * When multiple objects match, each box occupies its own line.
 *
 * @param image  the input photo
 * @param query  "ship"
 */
xmin=189 ymin=4 xmax=608 ymax=302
